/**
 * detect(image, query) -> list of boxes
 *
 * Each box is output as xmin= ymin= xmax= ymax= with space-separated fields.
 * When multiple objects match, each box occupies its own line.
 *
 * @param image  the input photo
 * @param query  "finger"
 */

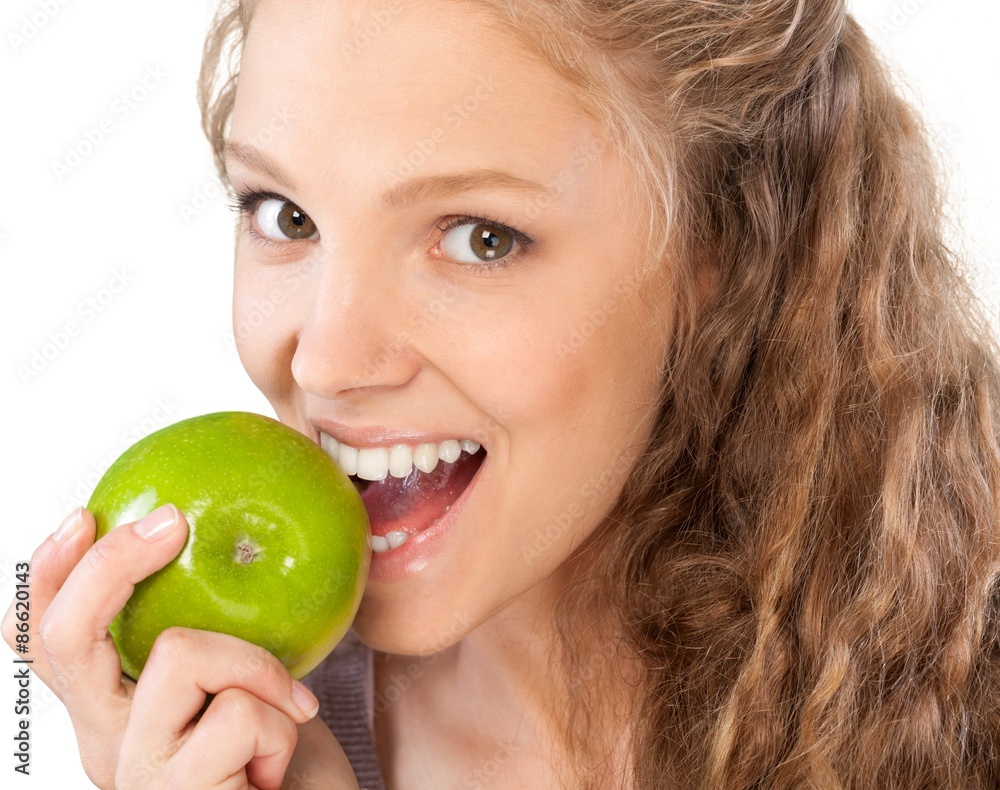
xmin=124 ymin=626 xmax=318 ymax=759
xmin=1 ymin=507 xmax=95 ymax=686
xmin=39 ymin=503 xmax=188 ymax=716
xmin=167 ymin=688 xmax=298 ymax=790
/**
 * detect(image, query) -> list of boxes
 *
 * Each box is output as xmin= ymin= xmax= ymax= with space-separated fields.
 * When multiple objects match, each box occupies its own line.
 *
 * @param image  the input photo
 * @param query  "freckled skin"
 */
xmin=88 ymin=411 xmax=370 ymax=680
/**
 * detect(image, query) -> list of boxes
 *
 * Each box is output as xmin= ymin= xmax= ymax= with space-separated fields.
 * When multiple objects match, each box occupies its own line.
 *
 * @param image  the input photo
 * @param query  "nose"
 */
xmin=290 ymin=245 xmax=419 ymax=398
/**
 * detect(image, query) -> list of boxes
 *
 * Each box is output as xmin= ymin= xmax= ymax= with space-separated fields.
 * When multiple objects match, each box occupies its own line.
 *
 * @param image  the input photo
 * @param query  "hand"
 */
xmin=283 ymin=717 xmax=362 ymax=790
xmin=1 ymin=505 xmax=361 ymax=789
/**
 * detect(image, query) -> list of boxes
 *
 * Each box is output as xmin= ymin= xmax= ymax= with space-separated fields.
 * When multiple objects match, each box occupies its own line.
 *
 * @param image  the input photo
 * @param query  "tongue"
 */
xmin=358 ymin=449 xmax=484 ymax=538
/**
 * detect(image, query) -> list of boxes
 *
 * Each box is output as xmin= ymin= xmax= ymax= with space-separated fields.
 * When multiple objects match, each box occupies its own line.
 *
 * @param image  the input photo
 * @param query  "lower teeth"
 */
xmin=370 ymin=505 xmax=453 ymax=554
xmin=372 ymin=531 xmax=407 ymax=553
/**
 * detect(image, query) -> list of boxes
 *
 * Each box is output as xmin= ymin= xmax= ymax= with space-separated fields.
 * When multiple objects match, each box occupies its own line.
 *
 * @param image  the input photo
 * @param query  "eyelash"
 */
xmin=227 ymin=188 xmax=298 ymax=254
xmin=226 ymin=187 xmax=534 ymax=272
xmin=434 ymin=214 xmax=534 ymax=272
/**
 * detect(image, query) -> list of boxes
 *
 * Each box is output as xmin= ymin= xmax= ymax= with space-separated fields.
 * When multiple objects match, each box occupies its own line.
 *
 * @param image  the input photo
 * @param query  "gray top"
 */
xmin=302 ymin=630 xmax=388 ymax=790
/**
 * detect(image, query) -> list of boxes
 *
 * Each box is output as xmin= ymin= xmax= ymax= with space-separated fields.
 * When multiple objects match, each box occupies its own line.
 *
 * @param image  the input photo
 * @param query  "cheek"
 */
xmin=445 ymin=278 xmax=664 ymax=436
xmin=232 ymin=266 xmax=305 ymax=399
xmin=466 ymin=293 xmax=663 ymax=574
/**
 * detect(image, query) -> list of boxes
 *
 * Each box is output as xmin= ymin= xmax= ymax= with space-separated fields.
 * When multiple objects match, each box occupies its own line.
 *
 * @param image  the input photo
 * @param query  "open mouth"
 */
xmin=317 ymin=432 xmax=489 ymax=553
xmin=349 ymin=445 xmax=486 ymax=552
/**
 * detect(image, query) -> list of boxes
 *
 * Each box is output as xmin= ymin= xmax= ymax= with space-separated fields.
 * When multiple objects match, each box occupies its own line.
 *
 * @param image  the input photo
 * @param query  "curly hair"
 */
xmin=198 ymin=1 xmax=1000 ymax=787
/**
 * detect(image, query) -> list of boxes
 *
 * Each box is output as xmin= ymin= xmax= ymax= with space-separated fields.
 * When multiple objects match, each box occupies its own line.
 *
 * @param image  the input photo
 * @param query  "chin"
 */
xmin=351 ymin=595 xmax=478 ymax=656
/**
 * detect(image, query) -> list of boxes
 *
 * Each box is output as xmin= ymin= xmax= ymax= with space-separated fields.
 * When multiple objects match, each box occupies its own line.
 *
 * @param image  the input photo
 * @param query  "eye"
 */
xmin=254 ymin=197 xmax=318 ymax=241
xmin=436 ymin=215 xmax=532 ymax=267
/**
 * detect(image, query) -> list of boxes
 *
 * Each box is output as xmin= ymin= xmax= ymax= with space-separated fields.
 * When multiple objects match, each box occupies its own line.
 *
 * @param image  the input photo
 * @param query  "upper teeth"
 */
xmin=319 ymin=433 xmax=481 ymax=481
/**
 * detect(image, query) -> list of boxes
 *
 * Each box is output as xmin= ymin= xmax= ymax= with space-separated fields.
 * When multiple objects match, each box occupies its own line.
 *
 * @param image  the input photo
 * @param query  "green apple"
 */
xmin=87 ymin=411 xmax=370 ymax=681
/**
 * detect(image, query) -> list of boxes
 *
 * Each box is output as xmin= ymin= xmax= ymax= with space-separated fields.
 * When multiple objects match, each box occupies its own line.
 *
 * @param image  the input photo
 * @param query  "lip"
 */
xmin=310 ymin=417 xmax=488 ymax=450
xmin=364 ymin=449 xmax=490 ymax=583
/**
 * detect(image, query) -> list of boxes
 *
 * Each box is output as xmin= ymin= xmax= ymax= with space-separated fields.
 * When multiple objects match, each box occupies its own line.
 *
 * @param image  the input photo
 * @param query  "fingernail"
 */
xmin=53 ymin=507 xmax=85 ymax=542
xmin=133 ymin=504 xmax=179 ymax=540
xmin=291 ymin=679 xmax=319 ymax=719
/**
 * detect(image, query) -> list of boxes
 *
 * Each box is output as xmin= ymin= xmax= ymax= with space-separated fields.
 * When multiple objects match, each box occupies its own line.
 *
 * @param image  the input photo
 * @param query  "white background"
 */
xmin=1 ymin=1 xmax=998 ymax=786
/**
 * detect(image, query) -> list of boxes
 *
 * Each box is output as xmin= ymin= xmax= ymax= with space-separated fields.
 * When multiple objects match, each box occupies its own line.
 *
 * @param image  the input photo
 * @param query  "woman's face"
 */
xmin=228 ymin=0 xmax=674 ymax=654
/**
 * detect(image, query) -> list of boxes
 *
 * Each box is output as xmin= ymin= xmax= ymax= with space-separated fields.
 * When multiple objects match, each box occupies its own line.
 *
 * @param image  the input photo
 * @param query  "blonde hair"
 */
xmin=199 ymin=2 xmax=1000 ymax=787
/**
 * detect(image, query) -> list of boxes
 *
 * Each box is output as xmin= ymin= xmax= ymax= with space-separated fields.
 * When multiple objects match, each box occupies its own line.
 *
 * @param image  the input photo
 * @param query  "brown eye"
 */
xmin=439 ymin=220 xmax=517 ymax=264
xmin=255 ymin=198 xmax=318 ymax=241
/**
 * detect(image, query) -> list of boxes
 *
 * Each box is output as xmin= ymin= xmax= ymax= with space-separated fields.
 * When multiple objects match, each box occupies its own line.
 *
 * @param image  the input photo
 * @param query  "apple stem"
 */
xmin=234 ymin=537 xmax=262 ymax=565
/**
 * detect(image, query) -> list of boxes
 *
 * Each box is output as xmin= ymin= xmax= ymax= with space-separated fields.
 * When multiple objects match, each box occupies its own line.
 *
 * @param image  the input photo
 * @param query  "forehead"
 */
xmin=231 ymin=0 xmax=604 ymax=215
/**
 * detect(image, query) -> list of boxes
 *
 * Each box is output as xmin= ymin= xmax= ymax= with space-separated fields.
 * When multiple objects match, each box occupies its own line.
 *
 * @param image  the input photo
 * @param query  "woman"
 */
xmin=6 ymin=0 xmax=1000 ymax=787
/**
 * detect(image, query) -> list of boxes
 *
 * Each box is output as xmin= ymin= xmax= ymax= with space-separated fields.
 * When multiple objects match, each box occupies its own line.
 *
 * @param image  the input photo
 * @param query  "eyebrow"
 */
xmin=225 ymin=142 xmax=293 ymax=190
xmin=224 ymin=141 xmax=555 ymax=210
